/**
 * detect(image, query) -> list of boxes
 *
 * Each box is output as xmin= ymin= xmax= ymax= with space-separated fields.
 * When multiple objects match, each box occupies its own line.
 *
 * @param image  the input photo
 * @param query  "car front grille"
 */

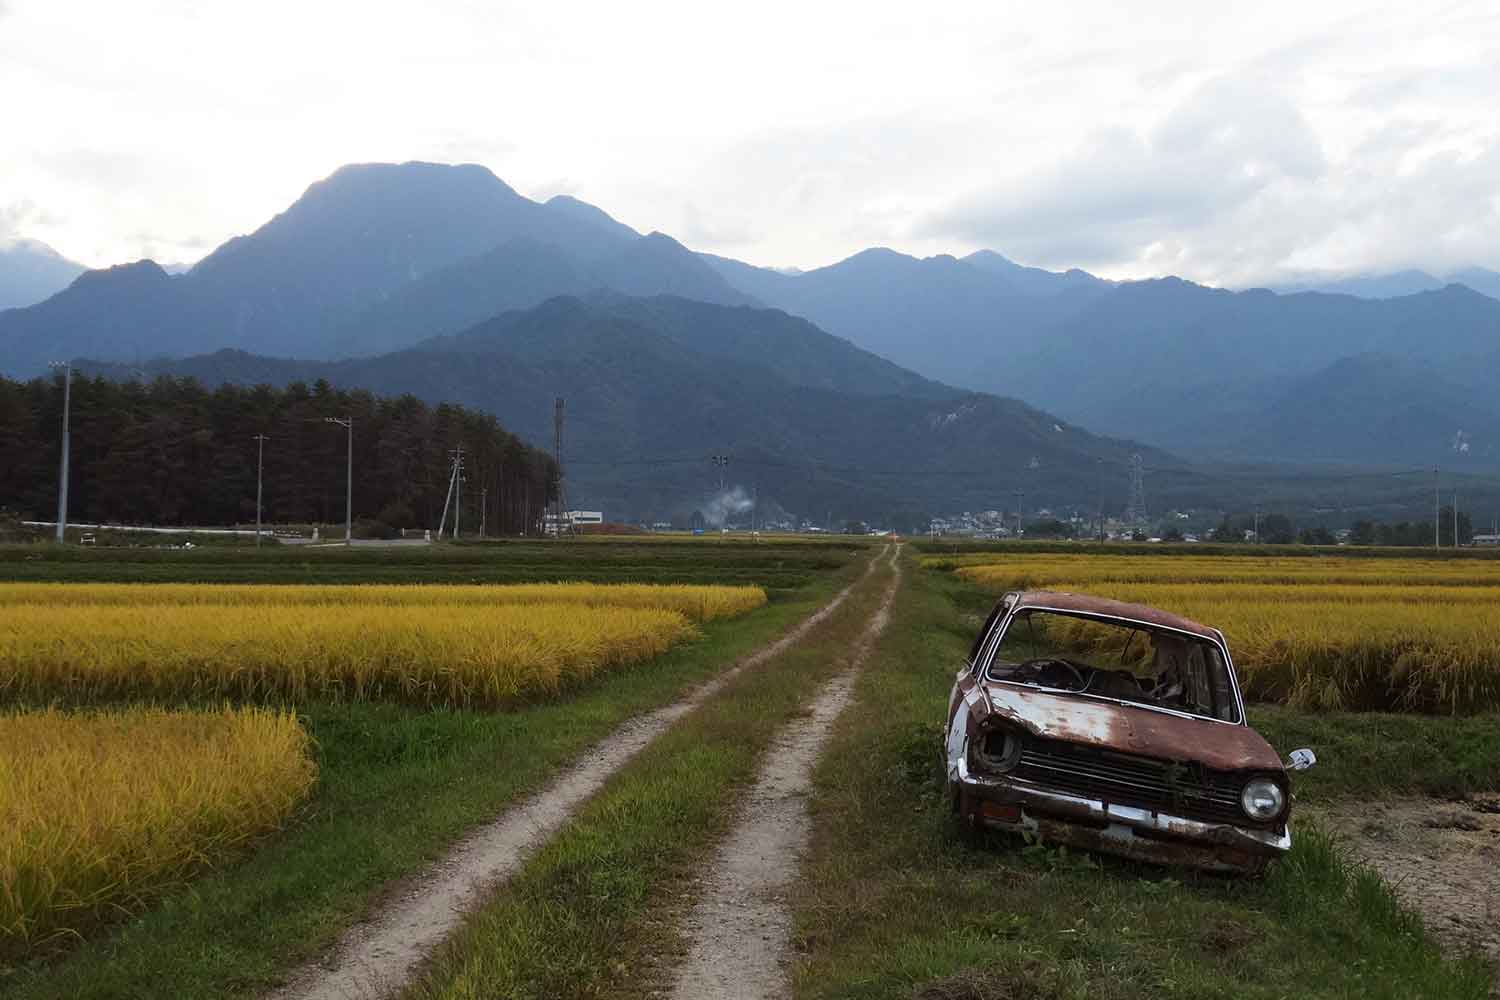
xmin=1013 ymin=738 xmax=1262 ymax=828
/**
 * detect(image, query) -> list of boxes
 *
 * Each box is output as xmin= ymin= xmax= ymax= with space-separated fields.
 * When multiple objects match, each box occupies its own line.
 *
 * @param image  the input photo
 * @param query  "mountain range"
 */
xmin=4 ymin=160 xmax=1500 ymax=515
xmin=79 ymin=293 xmax=1199 ymax=524
xmin=1266 ymin=268 xmax=1500 ymax=300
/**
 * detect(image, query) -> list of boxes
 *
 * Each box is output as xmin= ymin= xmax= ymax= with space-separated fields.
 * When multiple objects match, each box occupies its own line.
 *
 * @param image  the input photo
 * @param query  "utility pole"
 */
xmin=252 ymin=434 xmax=269 ymax=547
xmin=1096 ymin=458 xmax=1104 ymax=542
xmin=1454 ymin=489 xmax=1460 ymax=547
xmin=1254 ymin=504 xmax=1262 ymax=544
xmin=48 ymin=361 xmax=72 ymax=542
xmin=1013 ymin=489 xmax=1024 ymax=539
xmin=324 ymin=417 xmax=352 ymax=545
xmin=437 ymin=445 xmax=462 ymax=539
xmin=1434 ymin=465 xmax=1440 ymax=550
xmin=481 ymin=484 xmax=488 ymax=538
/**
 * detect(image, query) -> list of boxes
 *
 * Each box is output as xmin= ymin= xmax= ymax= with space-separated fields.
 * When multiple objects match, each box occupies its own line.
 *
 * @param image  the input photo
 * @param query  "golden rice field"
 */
xmin=0 ymin=581 xmax=766 ymax=622
xmin=0 ymin=705 xmax=316 ymax=956
xmin=0 ymin=603 xmax=702 ymax=708
xmin=0 ymin=583 xmax=764 ymax=708
xmin=946 ymin=554 xmax=1500 ymax=714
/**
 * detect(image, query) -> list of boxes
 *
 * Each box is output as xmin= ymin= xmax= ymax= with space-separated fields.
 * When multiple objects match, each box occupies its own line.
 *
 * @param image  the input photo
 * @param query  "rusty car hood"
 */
xmin=978 ymin=680 xmax=1284 ymax=773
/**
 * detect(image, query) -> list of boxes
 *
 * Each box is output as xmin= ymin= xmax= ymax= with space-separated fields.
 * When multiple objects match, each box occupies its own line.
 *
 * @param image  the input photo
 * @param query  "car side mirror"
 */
xmin=1285 ymin=748 xmax=1317 ymax=771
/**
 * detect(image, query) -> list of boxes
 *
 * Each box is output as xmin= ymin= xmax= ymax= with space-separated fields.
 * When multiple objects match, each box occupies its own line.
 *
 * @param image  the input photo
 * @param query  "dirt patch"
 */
xmin=666 ymin=545 xmax=903 ymax=1000
xmin=268 ymin=550 xmax=883 ymax=1000
xmin=1313 ymin=796 xmax=1500 ymax=969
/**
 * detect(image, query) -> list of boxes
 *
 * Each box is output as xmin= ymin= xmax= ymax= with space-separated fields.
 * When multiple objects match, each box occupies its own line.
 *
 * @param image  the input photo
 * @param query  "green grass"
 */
xmin=0 ymin=538 xmax=863 ymax=589
xmin=399 ymin=549 xmax=900 ymax=1000
xmin=1250 ymin=705 xmax=1500 ymax=801
xmin=0 ymin=552 xmax=863 ymax=999
xmin=786 ymin=562 xmax=1492 ymax=999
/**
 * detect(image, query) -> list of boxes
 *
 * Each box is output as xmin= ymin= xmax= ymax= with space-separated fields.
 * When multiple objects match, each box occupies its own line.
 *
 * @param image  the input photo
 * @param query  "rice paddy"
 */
xmin=942 ymin=552 xmax=1500 ymax=713
xmin=0 ymin=583 xmax=766 ymax=709
xmin=0 ymin=705 xmax=316 ymax=958
xmin=0 ymin=581 xmax=766 ymax=620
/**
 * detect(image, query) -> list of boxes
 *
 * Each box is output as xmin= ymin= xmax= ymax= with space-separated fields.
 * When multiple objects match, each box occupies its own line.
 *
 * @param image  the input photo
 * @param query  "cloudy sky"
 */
xmin=2 ymin=1 xmax=1496 ymax=285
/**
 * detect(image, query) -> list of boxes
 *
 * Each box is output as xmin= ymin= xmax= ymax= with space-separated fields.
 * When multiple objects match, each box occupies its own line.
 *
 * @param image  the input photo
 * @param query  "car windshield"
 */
xmin=985 ymin=608 xmax=1240 ymax=722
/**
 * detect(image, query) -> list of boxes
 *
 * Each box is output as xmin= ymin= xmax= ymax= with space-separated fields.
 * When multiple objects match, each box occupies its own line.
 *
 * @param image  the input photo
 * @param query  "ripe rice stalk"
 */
xmin=0 ymin=582 xmax=765 ymax=622
xmin=0 ymin=705 xmax=316 ymax=958
xmin=0 ymin=603 xmax=697 ymax=709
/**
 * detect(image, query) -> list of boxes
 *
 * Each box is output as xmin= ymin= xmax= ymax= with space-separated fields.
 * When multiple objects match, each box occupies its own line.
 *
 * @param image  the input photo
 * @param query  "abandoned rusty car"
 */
xmin=946 ymin=591 xmax=1315 ymax=874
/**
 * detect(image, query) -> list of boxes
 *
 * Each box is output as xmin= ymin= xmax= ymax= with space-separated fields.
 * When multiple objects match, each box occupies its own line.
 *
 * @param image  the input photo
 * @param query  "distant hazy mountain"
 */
xmin=0 ymin=162 xmax=641 ymax=373
xmin=0 ymin=239 xmax=86 ymax=311
xmin=1266 ymin=267 xmax=1500 ymax=301
xmin=1227 ymin=353 xmax=1500 ymax=466
xmin=323 ymin=230 xmax=753 ymax=358
xmin=0 ymin=260 xmax=186 ymax=371
xmin=700 ymin=247 xmax=1113 ymax=389
xmin=988 ymin=281 xmax=1500 ymax=467
xmin=1447 ymin=267 xmax=1500 ymax=301
xmin=1269 ymin=270 xmax=1444 ymax=299
xmin=79 ymin=294 xmax=1185 ymax=522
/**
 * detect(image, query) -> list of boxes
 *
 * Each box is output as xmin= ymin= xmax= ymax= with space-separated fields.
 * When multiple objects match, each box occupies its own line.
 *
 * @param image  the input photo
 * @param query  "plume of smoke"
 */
xmin=700 ymin=486 xmax=754 ymax=528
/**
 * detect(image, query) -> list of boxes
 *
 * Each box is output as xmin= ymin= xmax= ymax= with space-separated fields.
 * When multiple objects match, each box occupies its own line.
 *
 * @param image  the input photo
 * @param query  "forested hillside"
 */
xmin=0 ymin=374 xmax=556 ymax=532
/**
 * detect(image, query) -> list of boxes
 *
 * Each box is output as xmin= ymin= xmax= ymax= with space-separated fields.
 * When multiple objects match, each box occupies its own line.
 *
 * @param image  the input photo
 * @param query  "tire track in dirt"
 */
xmin=269 ymin=549 xmax=885 ymax=1000
xmin=667 ymin=544 xmax=903 ymax=1000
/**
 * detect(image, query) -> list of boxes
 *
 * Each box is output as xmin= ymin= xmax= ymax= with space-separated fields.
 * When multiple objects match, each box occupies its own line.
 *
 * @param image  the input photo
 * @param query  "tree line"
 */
xmin=0 ymin=373 xmax=558 ymax=535
xmin=1211 ymin=509 xmax=1474 ymax=546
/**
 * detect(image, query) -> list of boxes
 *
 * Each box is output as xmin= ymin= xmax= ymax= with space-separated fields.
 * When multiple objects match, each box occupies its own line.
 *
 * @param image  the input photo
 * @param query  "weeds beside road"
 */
xmin=788 ymin=559 xmax=1493 ymax=999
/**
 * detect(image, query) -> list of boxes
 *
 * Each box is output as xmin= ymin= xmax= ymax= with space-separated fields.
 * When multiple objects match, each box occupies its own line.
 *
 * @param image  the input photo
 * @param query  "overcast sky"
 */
xmin=2 ymin=1 xmax=1496 ymax=285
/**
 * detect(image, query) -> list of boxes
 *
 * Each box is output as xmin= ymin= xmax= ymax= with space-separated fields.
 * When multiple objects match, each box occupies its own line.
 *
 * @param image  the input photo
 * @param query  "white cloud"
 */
xmin=0 ymin=0 xmax=1495 ymax=283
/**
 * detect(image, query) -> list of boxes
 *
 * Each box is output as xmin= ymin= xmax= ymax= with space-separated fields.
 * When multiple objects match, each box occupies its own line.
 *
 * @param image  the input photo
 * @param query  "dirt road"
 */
xmin=667 ymin=544 xmax=903 ymax=1000
xmin=269 ymin=550 xmax=883 ymax=1000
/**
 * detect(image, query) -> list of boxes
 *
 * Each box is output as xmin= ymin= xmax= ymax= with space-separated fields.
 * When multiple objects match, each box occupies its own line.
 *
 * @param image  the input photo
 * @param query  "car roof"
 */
xmin=1011 ymin=590 xmax=1220 ymax=640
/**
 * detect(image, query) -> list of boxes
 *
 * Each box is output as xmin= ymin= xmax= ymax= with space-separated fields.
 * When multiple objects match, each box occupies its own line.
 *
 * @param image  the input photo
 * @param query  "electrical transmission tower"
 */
xmin=1125 ymin=453 xmax=1147 ymax=525
xmin=553 ymin=397 xmax=568 ymax=538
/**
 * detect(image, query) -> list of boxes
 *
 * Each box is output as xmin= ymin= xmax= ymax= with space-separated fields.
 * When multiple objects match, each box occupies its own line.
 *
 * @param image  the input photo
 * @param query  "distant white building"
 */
xmin=543 ymin=510 xmax=604 ymax=535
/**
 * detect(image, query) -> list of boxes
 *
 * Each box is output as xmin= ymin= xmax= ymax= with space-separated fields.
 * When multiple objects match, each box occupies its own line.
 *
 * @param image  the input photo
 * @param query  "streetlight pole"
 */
xmin=325 ymin=417 xmax=352 ymax=545
xmin=253 ymin=434 xmax=269 ymax=547
xmin=48 ymin=361 xmax=71 ymax=542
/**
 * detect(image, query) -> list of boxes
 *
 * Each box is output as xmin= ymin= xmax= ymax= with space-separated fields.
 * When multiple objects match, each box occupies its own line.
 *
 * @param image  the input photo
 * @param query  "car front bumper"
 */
xmin=954 ymin=759 xmax=1291 ymax=875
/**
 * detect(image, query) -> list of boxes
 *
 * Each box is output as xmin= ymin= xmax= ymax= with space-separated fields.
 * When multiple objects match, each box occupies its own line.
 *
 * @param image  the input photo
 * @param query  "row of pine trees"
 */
xmin=0 ymin=373 xmax=557 ymax=535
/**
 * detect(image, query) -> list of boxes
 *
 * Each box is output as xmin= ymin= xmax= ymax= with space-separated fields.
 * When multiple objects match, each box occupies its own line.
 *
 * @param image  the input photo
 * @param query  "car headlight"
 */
xmin=971 ymin=726 xmax=1023 ymax=773
xmin=1240 ymin=777 xmax=1285 ymax=821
